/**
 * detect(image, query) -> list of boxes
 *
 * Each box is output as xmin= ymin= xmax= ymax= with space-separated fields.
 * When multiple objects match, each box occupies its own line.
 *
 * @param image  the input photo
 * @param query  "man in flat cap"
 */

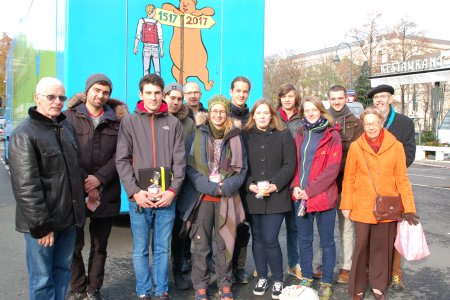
xmin=368 ymin=84 xmax=418 ymax=292
xmin=65 ymin=73 xmax=128 ymax=300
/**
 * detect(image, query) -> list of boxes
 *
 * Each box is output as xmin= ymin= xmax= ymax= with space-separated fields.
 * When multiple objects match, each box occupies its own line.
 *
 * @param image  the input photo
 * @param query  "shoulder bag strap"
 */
xmin=361 ymin=146 xmax=378 ymax=195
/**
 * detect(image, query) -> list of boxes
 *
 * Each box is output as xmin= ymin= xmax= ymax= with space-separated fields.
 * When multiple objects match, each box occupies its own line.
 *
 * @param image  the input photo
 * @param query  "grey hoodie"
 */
xmin=115 ymin=101 xmax=186 ymax=198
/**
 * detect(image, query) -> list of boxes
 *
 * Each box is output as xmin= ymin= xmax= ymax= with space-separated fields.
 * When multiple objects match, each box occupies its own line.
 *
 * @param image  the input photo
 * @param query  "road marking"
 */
xmin=409 ymin=173 xmax=446 ymax=180
xmin=412 ymin=183 xmax=450 ymax=190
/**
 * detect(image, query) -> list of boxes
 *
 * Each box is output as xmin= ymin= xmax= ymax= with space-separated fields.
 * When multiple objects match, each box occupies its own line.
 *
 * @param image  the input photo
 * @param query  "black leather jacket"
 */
xmin=9 ymin=107 xmax=86 ymax=238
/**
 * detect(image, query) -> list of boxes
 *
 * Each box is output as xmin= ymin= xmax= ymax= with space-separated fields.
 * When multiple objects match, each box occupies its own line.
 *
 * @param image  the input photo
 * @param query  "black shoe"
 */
xmin=87 ymin=290 xmax=103 ymax=300
xmin=271 ymin=281 xmax=284 ymax=299
xmin=174 ymin=272 xmax=192 ymax=290
xmin=153 ymin=293 xmax=170 ymax=300
xmin=67 ymin=291 xmax=87 ymax=300
xmin=234 ymin=268 xmax=251 ymax=284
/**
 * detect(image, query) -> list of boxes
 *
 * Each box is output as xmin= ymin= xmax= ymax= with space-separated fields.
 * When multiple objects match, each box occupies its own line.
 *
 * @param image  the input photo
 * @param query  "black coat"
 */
xmin=9 ymin=107 xmax=86 ymax=238
xmin=244 ymin=127 xmax=296 ymax=214
xmin=64 ymin=93 xmax=128 ymax=218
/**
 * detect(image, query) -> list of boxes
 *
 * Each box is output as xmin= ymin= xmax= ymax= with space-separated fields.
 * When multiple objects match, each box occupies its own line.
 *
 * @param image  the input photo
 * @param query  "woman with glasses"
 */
xmin=243 ymin=99 xmax=296 ymax=299
xmin=291 ymin=96 xmax=342 ymax=300
xmin=340 ymin=107 xmax=417 ymax=300
xmin=179 ymin=95 xmax=247 ymax=300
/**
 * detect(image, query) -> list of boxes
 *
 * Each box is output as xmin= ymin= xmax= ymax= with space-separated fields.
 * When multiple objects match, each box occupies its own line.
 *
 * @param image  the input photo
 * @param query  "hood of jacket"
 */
xmin=66 ymin=93 xmax=129 ymax=121
xmin=134 ymin=100 xmax=169 ymax=117
xmin=173 ymin=103 xmax=191 ymax=121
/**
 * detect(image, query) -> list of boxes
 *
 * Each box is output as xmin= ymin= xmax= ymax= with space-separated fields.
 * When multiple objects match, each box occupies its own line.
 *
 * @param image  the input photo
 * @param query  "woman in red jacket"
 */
xmin=291 ymin=96 xmax=342 ymax=300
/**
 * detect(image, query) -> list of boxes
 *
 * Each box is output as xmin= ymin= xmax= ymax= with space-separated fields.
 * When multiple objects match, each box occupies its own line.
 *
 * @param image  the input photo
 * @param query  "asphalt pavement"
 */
xmin=1 ymin=141 xmax=449 ymax=299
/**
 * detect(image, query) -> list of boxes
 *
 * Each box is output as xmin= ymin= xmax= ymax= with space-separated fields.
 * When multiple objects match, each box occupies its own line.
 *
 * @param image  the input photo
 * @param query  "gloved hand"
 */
xmin=402 ymin=213 xmax=420 ymax=225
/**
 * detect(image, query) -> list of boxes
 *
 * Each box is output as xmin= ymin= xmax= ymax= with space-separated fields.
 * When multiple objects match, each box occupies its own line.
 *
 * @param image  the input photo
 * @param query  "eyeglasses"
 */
xmin=210 ymin=110 xmax=227 ymax=116
xmin=373 ymin=93 xmax=390 ymax=100
xmin=185 ymin=91 xmax=201 ymax=97
xmin=38 ymin=94 xmax=67 ymax=102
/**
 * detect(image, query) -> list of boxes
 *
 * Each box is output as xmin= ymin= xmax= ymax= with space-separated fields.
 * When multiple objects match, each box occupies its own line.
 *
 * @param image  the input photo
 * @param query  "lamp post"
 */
xmin=333 ymin=42 xmax=353 ymax=89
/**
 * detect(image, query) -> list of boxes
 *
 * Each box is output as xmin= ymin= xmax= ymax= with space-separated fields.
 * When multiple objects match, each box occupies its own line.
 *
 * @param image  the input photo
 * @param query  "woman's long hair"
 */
xmin=299 ymin=95 xmax=335 ymax=126
xmin=244 ymin=99 xmax=286 ymax=131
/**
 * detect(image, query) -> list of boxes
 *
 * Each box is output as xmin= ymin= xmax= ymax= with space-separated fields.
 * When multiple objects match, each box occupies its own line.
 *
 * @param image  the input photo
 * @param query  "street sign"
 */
xmin=347 ymin=89 xmax=356 ymax=102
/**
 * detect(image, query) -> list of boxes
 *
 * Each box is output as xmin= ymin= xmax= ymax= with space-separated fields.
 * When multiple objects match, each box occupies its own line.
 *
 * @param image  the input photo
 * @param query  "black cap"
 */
xmin=367 ymin=84 xmax=394 ymax=98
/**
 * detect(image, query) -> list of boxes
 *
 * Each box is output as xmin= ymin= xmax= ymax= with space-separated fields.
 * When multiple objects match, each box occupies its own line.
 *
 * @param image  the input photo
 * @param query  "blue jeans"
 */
xmin=129 ymin=201 xmax=175 ymax=297
xmin=295 ymin=203 xmax=336 ymax=284
xmin=250 ymin=213 xmax=285 ymax=282
xmin=285 ymin=204 xmax=300 ymax=268
xmin=24 ymin=226 xmax=76 ymax=300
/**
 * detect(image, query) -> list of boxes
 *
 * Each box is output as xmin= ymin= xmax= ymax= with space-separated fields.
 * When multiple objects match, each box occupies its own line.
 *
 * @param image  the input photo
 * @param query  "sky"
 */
xmin=1 ymin=0 xmax=450 ymax=56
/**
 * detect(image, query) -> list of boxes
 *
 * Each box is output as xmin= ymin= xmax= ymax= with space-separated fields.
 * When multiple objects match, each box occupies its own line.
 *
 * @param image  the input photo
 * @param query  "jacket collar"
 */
xmin=173 ymin=104 xmax=190 ymax=121
xmin=135 ymin=100 xmax=168 ymax=116
xmin=29 ymin=106 xmax=66 ymax=125
xmin=357 ymin=128 xmax=398 ymax=155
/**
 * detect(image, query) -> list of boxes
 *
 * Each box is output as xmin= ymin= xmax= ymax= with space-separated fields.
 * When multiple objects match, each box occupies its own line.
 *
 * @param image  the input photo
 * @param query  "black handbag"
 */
xmin=362 ymin=152 xmax=404 ymax=221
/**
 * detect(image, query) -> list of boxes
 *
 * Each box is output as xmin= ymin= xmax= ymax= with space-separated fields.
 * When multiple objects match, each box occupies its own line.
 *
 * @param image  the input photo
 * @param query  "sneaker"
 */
xmin=253 ymin=278 xmax=269 ymax=296
xmin=312 ymin=265 xmax=323 ymax=279
xmin=318 ymin=283 xmax=333 ymax=300
xmin=87 ymin=290 xmax=103 ymax=300
xmin=153 ymin=292 xmax=170 ymax=300
xmin=66 ymin=291 xmax=87 ymax=300
xmin=336 ymin=269 xmax=350 ymax=284
xmin=219 ymin=286 xmax=234 ymax=300
xmin=234 ymin=268 xmax=251 ymax=284
xmin=271 ymin=281 xmax=284 ymax=299
xmin=300 ymin=277 xmax=314 ymax=287
xmin=137 ymin=296 xmax=151 ymax=300
xmin=195 ymin=289 xmax=208 ymax=300
xmin=390 ymin=274 xmax=404 ymax=291
xmin=287 ymin=264 xmax=303 ymax=280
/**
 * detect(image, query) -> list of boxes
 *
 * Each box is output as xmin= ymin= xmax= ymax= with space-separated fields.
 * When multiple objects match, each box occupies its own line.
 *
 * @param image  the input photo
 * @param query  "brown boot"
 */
xmin=336 ymin=269 xmax=350 ymax=284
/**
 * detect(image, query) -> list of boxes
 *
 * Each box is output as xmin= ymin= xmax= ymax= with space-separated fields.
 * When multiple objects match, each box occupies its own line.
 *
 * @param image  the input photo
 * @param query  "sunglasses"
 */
xmin=38 ymin=94 xmax=68 ymax=102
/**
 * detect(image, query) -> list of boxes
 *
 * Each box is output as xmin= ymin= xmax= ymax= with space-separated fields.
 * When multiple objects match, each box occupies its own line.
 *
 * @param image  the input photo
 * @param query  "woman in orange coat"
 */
xmin=340 ymin=107 xmax=418 ymax=300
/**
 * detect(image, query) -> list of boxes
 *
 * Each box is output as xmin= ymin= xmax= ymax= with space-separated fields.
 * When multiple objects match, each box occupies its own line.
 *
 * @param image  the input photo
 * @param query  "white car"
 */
xmin=322 ymin=101 xmax=364 ymax=118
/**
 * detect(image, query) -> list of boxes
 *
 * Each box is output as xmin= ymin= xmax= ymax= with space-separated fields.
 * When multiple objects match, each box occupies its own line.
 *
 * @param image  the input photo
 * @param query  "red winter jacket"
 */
xmin=291 ymin=125 xmax=342 ymax=212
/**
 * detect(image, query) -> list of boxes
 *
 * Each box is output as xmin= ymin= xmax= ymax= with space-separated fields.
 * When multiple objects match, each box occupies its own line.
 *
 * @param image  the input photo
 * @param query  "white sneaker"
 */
xmin=253 ymin=278 xmax=269 ymax=296
xmin=272 ymin=281 xmax=284 ymax=299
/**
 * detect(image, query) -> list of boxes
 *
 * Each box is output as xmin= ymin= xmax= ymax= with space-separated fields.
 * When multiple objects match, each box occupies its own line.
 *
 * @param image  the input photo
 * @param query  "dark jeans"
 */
xmin=250 ymin=213 xmax=285 ymax=282
xmin=233 ymin=220 xmax=250 ymax=270
xmin=69 ymin=217 xmax=113 ymax=294
xmin=171 ymin=215 xmax=191 ymax=272
xmin=295 ymin=205 xmax=336 ymax=284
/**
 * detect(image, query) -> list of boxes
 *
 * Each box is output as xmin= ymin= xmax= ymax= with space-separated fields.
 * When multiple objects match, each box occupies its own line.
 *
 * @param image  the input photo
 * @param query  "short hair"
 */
xmin=139 ymin=74 xmax=164 ymax=93
xmin=145 ymin=4 xmax=155 ymax=14
xmin=230 ymin=76 xmax=251 ymax=91
xmin=36 ymin=77 xmax=64 ymax=94
xmin=244 ymin=99 xmax=285 ymax=131
xmin=299 ymin=96 xmax=335 ymax=126
xmin=328 ymin=85 xmax=347 ymax=98
xmin=276 ymin=83 xmax=301 ymax=109
xmin=360 ymin=106 xmax=386 ymax=124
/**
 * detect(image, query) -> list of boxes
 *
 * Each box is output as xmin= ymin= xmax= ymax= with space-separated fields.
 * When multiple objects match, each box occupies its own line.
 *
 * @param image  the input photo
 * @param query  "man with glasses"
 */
xmin=9 ymin=77 xmax=86 ymax=299
xmin=368 ymin=84 xmax=418 ymax=292
xmin=65 ymin=74 xmax=128 ymax=300
xmin=184 ymin=81 xmax=207 ymax=120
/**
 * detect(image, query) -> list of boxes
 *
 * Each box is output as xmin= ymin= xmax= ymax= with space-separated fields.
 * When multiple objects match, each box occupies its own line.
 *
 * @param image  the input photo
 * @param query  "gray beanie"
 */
xmin=85 ymin=73 xmax=113 ymax=94
xmin=164 ymin=82 xmax=184 ymax=95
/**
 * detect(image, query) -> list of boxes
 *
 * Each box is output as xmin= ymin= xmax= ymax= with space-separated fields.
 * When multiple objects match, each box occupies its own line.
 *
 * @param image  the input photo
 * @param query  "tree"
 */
xmin=0 ymin=32 xmax=12 ymax=114
xmin=348 ymin=12 xmax=384 ymax=74
xmin=354 ymin=61 xmax=372 ymax=107
xmin=387 ymin=19 xmax=430 ymax=114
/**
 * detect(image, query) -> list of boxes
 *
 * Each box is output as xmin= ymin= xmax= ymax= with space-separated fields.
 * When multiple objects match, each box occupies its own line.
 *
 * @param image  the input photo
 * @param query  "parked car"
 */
xmin=322 ymin=100 xmax=364 ymax=119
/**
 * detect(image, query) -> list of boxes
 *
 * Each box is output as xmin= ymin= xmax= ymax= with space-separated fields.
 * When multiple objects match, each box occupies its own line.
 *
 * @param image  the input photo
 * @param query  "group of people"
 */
xmin=9 ymin=72 xmax=419 ymax=300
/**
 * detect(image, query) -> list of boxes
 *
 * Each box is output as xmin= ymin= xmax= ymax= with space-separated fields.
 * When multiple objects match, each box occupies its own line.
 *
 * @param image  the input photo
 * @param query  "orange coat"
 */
xmin=340 ymin=129 xmax=416 ymax=224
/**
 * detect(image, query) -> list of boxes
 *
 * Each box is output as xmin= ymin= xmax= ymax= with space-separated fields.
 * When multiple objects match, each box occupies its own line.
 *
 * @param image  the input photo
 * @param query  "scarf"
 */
xmin=365 ymin=129 xmax=384 ymax=153
xmin=187 ymin=125 xmax=245 ymax=262
xmin=327 ymin=105 xmax=353 ymax=134
xmin=301 ymin=116 xmax=328 ymax=130
xmin=209 ymin=121 xmax=225 ymax=139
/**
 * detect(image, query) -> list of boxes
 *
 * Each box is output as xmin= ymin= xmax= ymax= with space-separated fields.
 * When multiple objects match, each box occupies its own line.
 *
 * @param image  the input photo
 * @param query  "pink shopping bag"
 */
xmin=394 ymin=220 xmax=430 ymax=261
